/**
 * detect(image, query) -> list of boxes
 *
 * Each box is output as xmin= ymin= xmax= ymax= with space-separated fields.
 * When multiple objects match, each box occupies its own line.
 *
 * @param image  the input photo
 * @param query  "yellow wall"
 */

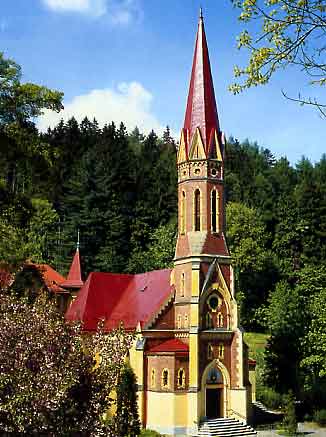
xmin=229 ymin=388 xmax=248 ymax=422
xmin=146 ymin=391 xmax=189 ymax=427
xmin=249 ymin=369 xmax=256 ymax=402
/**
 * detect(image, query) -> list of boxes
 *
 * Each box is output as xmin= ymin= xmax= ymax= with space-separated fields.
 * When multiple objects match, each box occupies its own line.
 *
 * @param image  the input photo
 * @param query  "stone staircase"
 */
xmin=198 ymin=417 xmax=257 ymax=437
xmin=253 ymin=401 xmax=268 ymax=413
xmin=252 ymin=400 xmax=283 ymax=425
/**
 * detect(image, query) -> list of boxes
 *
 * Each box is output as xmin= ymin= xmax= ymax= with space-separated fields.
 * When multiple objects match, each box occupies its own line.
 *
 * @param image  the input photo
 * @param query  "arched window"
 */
xmin=206 ymin=313 xmax=213 ymax=329
xmin=207 ymin=343 xmax=213 ymax=359
xmin=184 ymin=314 xmax=189 ymax=329
xmin=180 ymin=190 xmax=186 ymax=234
xmin=177 ymin=314 xmax=182 ymax=329
xmin=217 ymin=312 xmax=224 ymax=327
xmin=180 ymin=272 xmax=185 ymax=297
xmin=177 ymin=368 xmax=186 ymax=388
xmin=218 ymin=344 xmax=224 ymax=359
xmin=206 ymin=367 xmax=223 ymax=384
xmin=151 ymin=369 xmax=156 ymax=388
xmin=194 ymin=189 xmax=201 ymax=231
xmin=162 ymin=369 xmax=169 ymax=388
xmin=211 ymin=189 xmax=220 ymax=233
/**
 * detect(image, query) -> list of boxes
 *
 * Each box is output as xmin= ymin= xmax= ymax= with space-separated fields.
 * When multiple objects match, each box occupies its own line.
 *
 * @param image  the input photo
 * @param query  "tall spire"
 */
xmin=183 ymin=10 xmax=221 ymax=154
xmin=61 ymin=235 xmax=83 ymax=289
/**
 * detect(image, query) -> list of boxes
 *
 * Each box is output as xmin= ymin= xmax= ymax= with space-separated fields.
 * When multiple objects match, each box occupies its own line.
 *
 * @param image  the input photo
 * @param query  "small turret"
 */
xmin=61 ymin=232 xmax=84 ymax=294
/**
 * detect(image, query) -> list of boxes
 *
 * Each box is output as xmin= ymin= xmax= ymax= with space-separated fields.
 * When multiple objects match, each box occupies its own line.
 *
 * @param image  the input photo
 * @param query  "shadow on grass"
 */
xmin=276 ymin=431 xmax=314 ymax=436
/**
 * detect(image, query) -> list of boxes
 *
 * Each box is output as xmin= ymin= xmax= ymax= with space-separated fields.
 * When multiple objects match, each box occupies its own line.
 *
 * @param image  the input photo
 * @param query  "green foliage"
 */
xmin=25 ymin=198 xmax=59 ymax=263
xmin=263 ymin=266 xmax=326 ymax=395
xmin=230 ymin=0 xmax=326 ymax=115
xmin=313 ymin=409 xmax=326 ymax=426
xmin=140 ymin=430 xmax=164 ymax=437
xmin=244 ymin=332 xmax=269 ymax=360
xmin=226 ymin=201 xmax=276 ymax=328
xmin=0 ymin=209 xmax=27 ymax=268
xmin=128 ymin=220 xmax=177 ymax=273
xmin=115 ymin=363 xmax=141 ymax=437
xmin=226 ymin=201 xmax=269 ymax=273
xmin=281 ymin=392 xmax=297 ymax=435
xmin=0 ymin=52 xmax=63 ymax=195
xmin=257 ymin=386 xmax=284 ymax=411
xmin=0 ymin=199 xmax=59 ymax=271
xmin=301 ymin=284 xmax=326 ymax=379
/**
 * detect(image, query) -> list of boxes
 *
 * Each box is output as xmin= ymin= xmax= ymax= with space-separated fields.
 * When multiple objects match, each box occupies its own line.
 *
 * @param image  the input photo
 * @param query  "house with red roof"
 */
xmin=65 ymin=11 xmax=254 ymax=437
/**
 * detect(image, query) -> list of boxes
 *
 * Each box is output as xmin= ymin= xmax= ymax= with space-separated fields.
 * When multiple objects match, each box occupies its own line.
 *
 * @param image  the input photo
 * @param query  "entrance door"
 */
xmin=206 ymin=388 xmax=222 ymax=419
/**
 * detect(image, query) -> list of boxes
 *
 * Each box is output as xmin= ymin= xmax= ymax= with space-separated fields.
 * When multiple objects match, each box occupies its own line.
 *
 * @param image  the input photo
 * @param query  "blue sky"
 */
xmin=1 ymin=0 xmax=325 ymax=164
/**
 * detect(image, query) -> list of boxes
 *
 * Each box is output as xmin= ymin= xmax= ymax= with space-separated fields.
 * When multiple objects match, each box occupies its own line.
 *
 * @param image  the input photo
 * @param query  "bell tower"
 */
xmin=175 ymin=9 xmax=228 ymax=261
xmin=172 ymin=11 xmax=250 ymax=434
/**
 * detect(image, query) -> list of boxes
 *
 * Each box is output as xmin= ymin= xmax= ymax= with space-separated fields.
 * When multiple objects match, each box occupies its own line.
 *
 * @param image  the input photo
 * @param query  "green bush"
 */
xmin=282 ymin=392 xmax=297 ymax=435
xmin=140 ymin=429 xmax=164 ymax=437
xmin=257 ymin=386 xmax=284 ymax=410
xmin=314 ymin=409 xmax=326 ymax=426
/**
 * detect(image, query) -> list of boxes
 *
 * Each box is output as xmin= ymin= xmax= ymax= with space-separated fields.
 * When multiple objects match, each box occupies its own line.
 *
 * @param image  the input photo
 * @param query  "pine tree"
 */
xmin=115 ymin=363 xmax=141 ymax=437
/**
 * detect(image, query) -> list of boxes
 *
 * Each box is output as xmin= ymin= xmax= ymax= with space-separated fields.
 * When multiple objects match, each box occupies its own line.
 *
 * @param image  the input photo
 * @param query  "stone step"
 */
xmin=198 ymin=417 xmax=257 ymax=437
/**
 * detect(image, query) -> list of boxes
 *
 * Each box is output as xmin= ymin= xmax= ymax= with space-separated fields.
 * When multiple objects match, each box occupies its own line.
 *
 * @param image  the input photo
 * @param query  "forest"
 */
xmin=1 ymin=51 xmax=326 ymax=416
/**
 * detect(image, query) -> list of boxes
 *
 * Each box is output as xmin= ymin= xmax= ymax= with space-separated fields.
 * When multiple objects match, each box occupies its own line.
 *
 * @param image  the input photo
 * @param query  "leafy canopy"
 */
xmin=230 ymin=0 xmax=326 ymax=115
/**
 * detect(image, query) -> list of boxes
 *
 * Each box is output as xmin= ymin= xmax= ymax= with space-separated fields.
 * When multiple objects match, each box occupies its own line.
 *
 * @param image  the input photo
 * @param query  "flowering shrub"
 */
xmin=0 ymin=292 xmax=134 ymax=435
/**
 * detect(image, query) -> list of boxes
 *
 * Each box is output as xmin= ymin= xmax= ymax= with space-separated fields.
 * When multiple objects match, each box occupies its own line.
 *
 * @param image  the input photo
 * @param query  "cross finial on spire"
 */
xmin=77 ymin=229 xmax=80 ymax=250
xmin=199 ymin=6 xmax=203 ymax=20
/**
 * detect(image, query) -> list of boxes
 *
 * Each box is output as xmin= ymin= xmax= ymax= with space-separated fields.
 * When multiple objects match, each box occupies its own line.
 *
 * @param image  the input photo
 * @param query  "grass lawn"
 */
xmin=244 ymin=332 xmax=269 ymax=360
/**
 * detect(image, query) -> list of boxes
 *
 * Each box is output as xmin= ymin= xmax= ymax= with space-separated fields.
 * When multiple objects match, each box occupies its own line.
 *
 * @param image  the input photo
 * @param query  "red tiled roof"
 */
xmin=147 ymin=338 xmax=189 ymax=354
xmin=61 ymin=249 xmax=83 ymax=289
xmin=184 ymin=13 xmax=220 ymax=152
xmin=35 ymin=264 xmax=66 ymax=293
xmin=65 ymin=269 xmax=173 ymax=331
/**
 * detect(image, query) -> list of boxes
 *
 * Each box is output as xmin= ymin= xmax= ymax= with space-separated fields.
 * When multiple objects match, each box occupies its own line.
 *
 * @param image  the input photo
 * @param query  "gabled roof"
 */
xmin=147 ymin=338 xmax=189 ymax=354
xmin=35 ymin=264 xmax=66 ymax=293
xmin=65 ymin=269 xmax=173 ymax=331
xmin=184 ymin=12 xmax=220 ymax=152
xmin=61 ymin=249 xmax=83 ymax=289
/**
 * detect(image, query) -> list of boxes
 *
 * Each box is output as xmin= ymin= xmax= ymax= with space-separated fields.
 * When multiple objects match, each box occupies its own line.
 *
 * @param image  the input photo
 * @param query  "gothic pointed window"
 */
xmin=217 ymin=312 xmax=223 ymax=327
xmin=206 ymin=313 xmax=213 ymax=329
xmin=177 ymin=368 xmax=186 ymax=388
xmin=194 ymin=189 xmax=201 ymax=231
xmin=177 ymin=314 xmax=182 ymax=329
xmin=180 ymin=272 xmax=185 ymax=297
xmin=211 ymin=189 xmax=220 ymax=233
xmin=184 ymin=314 xmax=189 ymax=328
xmin=218 ymin=344 xmax=224 ymax=359
xmin=180 ymin=190 xmax=186 ymax=234
xmin=207 ymin=343 xmax=213 ymax=359
xmin=162 ymin=369 xmax=169 ymax=388
xmin=151 ymin=369 xmax=156 ymax=388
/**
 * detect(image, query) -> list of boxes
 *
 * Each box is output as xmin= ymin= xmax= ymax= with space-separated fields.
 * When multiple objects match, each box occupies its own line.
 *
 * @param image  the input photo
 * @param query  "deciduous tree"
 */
xmin=230 ymin=0 xmax=326 ymax=115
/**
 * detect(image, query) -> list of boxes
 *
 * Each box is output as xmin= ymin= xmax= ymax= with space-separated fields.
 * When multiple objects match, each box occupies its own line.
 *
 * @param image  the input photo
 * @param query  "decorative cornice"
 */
xmin=174 ymin=254 xmax=232 ymax=265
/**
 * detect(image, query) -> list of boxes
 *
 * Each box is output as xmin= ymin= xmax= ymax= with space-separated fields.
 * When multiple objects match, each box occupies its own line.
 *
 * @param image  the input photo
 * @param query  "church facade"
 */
xmin=66 ymin=12 xmax=253 ymax=437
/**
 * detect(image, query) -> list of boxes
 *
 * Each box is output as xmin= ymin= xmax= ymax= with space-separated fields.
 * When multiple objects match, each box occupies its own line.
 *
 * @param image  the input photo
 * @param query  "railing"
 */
xmin=228 ymin=408 xmax=248 ymax=422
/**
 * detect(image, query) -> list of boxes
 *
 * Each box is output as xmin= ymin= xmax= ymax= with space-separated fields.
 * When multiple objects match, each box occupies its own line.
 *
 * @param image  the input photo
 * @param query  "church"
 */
xmin=65 ymin=11 xmax=255 ymax=437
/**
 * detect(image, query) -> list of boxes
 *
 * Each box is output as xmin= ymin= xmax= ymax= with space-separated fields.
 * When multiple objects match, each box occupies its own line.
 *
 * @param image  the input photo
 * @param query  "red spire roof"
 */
xmin=61 ymin=249 xmax=83 ymax=289
xmin=184 ymin=12 xmax=220 ymax=151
